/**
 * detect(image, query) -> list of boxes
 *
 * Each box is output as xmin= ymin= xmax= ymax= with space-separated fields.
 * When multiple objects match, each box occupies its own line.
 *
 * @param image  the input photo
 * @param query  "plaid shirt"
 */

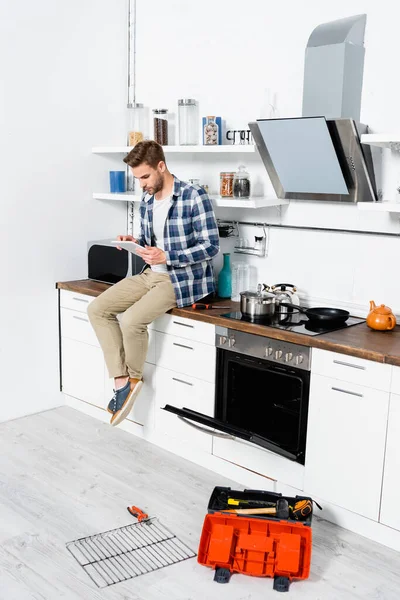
xmin=138 ymin=176 xmax=220 ymax=307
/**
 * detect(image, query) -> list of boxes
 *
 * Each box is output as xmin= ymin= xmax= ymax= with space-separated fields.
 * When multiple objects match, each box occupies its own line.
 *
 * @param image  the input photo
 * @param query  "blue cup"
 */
xmin=109 ymin=171 xmax=126 ymax=193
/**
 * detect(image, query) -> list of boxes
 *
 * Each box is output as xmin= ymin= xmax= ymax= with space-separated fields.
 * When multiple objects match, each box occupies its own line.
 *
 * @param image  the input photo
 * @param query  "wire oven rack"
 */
xmin=66 ymin=517 xmax=196 ymax=588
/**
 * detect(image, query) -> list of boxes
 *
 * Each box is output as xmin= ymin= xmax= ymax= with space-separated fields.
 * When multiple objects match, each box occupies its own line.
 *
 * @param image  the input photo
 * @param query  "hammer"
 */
xmin=222 ymin=498 xmax=289 ymax=519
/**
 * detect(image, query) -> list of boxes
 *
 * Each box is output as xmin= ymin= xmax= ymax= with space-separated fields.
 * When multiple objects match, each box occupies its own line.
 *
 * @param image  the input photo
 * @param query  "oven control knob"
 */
xmin=296 ymin=354 xmax=304 ymax=365
xmin=285 ymin=352 xmax=293 ymax=362
xmin=228 ymin=336 xmax=236 ymax=347
xmin=266 ymin=346 xmax=273 ymax=357
xmin=219 ymin=336 xmax=227 ymax=345
xmin=275 ymin=350 xmax=283 ymax=359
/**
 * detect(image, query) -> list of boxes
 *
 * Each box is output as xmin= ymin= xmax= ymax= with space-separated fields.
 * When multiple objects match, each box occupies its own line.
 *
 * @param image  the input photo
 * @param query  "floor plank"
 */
xmin=1 ymin=406 xmax=400 ymax=599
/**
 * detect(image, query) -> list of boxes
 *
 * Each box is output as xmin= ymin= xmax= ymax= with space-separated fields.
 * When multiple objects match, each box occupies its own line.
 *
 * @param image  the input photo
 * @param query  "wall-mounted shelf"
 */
xmin=361 ymin=134 xmax=400 ymax=149
xmin=213 ymin=196 xmax=288 ymax=209
xmin=92 ymin=145 xmax=256 ymax=154
xmin=93 ymin=192 xmax=141 ymax=202
xmin=357 ymin=202 xmax=400 ymax=213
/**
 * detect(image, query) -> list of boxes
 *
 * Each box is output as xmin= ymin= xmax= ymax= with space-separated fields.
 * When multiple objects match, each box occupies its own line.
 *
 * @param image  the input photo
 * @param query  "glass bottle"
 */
xmin=233 ymin=165 xmax=251 ymax=199
xmin=203 ymin=116 xmax=220 ymax=145
xmin=127 ymin=103 xmax=148 ymax=146
xmin=153 ymin=109 xmax=169 ymax=145
xmin=178 ymin=99 xmax=198 ymax=145
xmin=218 ymin=253 xmax=232 ymax=298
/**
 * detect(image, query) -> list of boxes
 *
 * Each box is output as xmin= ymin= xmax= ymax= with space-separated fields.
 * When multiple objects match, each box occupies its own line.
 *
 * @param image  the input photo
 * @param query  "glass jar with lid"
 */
xmin=178 ymin=99 xmax=198 ymax=145
xmin=127 ymin=103 xmax=148 ymax=146
xmin=233 ymin=165 xmax=251 ymax=199
xmin=153 ymin=109 xmax=169 ymax=145
xmin=220 ymin=172 xmax=234 ymax=197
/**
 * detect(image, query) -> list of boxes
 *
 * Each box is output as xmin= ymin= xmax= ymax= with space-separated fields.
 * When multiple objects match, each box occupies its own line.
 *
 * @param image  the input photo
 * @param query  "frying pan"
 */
xmin=281 ymin=303 xmax=350 ymax=324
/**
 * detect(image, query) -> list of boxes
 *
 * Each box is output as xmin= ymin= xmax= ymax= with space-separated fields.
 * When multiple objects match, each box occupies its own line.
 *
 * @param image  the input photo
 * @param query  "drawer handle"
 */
xmin=333 ymin=359 xmax=366 ymax=371
xmin=172 ymin=377 xmax=193 ymax=387
xmin=332 ymin=386 xmax=364 ymax=398
xmin=73 ymin=297 xmax=89 ymax=303
xmin=173 ymin=321 xmax=194 ymax=329
xmin=173 ymin=342 xmax=193 ymax=351
xmin=178 ymin=416 xmax=235 ymax=439
xmin=73 ymin=315 xmax=89 ymax=323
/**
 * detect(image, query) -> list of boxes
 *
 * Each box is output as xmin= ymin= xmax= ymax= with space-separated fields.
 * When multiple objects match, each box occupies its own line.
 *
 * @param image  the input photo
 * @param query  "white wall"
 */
xmin=0 ymin=0 xmax=129 ymax=422
xmin=134 ymin=0 xmax=400 ymax=316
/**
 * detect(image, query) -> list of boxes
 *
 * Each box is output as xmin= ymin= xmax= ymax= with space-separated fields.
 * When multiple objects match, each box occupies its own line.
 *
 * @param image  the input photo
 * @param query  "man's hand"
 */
xmin=115 ymin=234 xmax=137 ymax=250
xmin=137 ymin=246 xmax=167 ymax=266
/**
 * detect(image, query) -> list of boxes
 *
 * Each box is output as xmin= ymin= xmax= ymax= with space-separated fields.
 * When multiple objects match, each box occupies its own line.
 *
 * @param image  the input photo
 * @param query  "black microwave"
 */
xmin=87 ymin=240 xmax=145 ymax=284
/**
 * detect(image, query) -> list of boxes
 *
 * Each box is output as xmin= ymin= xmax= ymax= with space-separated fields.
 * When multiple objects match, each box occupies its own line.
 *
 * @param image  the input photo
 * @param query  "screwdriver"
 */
xmin=192 ymin=303 xmax=230 ymax=310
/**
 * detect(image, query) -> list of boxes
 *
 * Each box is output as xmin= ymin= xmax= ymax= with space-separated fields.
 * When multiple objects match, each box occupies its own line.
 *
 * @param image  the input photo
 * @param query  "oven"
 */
xmin=162 ymin=326 xmax=311 ymax=465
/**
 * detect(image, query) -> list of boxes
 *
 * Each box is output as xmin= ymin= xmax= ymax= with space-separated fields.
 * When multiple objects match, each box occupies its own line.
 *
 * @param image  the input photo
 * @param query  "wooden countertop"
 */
xmin=57 ymin=279 xmax=400 ymax=367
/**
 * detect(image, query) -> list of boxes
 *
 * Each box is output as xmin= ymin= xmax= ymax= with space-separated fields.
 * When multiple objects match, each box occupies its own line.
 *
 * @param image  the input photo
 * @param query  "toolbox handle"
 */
xmin=244 ymin=489 xmax=282 ymax=498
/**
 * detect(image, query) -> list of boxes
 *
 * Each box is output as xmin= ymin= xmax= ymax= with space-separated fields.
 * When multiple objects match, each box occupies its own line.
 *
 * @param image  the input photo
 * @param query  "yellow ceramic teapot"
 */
xmin=366 ymin=300 xmax=397 ymax=331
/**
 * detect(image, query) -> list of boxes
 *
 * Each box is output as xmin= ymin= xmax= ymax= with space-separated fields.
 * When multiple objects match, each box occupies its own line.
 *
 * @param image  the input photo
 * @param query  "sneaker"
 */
xmin=110 ymin=378 xmax=143 ymax=427
xmin=107 ymin=382 xmax=129 ymax=414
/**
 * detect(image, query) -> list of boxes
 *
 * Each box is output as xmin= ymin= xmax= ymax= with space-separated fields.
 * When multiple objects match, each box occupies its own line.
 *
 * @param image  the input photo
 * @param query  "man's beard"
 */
xmin=149 ymin=173 xmax=164 ymax=195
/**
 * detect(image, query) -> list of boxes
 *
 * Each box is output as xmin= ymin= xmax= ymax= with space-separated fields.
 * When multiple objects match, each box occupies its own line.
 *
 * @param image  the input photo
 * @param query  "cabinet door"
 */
xmin=154 ymin=366 xmax=215 ymax=453
xmin=381 ymin=393 xmax=400 ymax=530
xmin=104 ymin=363 xmax=156 ymax=429
xmin=61 ymin=338 xmax=105 ymax=408
xmin=304 ymin=373 xmax=389 ymax=520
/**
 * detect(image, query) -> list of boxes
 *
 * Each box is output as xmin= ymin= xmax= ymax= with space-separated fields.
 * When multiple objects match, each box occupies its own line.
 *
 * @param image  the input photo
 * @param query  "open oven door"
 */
xmin=161 ymin=405 xmax=252 ymax=443
xmin=161 ymin=405 xmax=300 ymax=461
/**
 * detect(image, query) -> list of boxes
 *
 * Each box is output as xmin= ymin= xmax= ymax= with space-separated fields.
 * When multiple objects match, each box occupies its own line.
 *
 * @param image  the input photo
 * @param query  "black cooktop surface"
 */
xmin=221 ymin=311 xmax=365 ymax=336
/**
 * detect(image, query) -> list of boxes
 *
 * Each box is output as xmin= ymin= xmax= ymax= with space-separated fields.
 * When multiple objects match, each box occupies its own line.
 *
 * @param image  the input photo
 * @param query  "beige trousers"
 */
xmin=87 ymin=269 xmax=177 ymax=379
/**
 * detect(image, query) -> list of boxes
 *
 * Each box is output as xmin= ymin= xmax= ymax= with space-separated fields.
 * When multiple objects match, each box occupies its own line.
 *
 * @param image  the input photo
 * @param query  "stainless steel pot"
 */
xmin=240 ymin=287 xmax=276 ymax=318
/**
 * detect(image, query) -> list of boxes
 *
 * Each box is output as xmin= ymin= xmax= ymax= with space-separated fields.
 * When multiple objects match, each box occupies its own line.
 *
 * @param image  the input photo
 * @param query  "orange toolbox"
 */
xmin=198 ymin=486 xmax=318 ymax=593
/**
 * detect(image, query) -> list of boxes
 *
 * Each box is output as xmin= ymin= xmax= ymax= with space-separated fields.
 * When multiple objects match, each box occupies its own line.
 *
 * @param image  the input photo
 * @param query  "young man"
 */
xmin=88 ymin=140 xmax=220 ymax=427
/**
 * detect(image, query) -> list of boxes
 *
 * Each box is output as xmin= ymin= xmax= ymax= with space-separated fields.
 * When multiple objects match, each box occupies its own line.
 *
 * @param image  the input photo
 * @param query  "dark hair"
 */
xmin=123 ymin=140 xmax=166 ymax=169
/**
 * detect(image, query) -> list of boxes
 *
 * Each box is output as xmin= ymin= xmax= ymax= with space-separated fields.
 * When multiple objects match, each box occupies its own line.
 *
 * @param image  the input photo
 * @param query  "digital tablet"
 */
xmin=111 ymin=240 xmax=144 ymax=255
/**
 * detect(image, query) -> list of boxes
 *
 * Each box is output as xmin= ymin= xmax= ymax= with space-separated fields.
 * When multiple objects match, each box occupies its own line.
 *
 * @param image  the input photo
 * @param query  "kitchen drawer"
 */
xmin=311 ymin=348 xmax=391 ymax=392
xmin=213 ymin=436 xmax=304 ymax=491
xmin=61 ymin=337 xmax=105 ymax=407
xmin=60 ymin=290 xmax=94 ymax=313
xmin=155 ymin=331 xmax=216 ymax=383
xmin=391 ymin=366 xmax=400 ymax=395
xmin=153 ymin=313 xmax=215 ymax=345
xmin=154 ymin=366 xmax=215 ymax=453
xmin=61 ymin=307 xmax=99 ymax=347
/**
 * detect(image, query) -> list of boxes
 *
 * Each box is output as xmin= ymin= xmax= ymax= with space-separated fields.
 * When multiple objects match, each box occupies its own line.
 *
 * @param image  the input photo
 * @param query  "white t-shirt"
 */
xmin=151 ymin=195 xmax=171 ymax=273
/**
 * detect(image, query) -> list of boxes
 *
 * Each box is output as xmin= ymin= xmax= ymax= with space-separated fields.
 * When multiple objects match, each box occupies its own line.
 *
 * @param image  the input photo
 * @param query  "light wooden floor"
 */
xmin=1 ymin=407 xmax=400 ymax=599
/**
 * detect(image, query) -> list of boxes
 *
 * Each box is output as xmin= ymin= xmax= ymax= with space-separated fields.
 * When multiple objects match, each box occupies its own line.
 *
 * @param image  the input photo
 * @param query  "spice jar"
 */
xmin=233 ymin=165 xmax=251 ymax=199
xmin=127 ymin=103 xmax=147 ymax=146
xmin=220 ymin=172 xmax=234 ymax=197
xmin=153 ymin=109 xmax=169 ymax=145
xmin=178 ymin=99 xmax=198 ymax=145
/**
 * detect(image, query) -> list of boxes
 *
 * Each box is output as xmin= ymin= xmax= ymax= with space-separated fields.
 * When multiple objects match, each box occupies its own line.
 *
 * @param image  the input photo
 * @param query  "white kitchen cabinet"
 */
xmin=391 ymin=365 xmax=400 ymax=395
xmin=154 ymin=366 xmax=215 ymax=454
xmin=380 ymin=392 xmax=400 ymax=530
xmin=212 ymin=436 xmax=305 ymax=490
xmin=61 ymin=337 xmax=105 ymax=408
xmin=304 ymin=372 xmax=389 ymax=520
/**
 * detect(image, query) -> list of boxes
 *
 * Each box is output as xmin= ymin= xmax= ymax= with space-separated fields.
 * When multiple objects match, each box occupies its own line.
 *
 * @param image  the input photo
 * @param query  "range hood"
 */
xmin=249 ymin=116 xmax=377 ymax=203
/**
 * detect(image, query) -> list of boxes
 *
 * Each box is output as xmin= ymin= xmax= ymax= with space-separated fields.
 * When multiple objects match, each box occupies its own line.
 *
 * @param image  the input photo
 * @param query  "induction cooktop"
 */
xmin=221 ymin=310 xmax=365 ymax=336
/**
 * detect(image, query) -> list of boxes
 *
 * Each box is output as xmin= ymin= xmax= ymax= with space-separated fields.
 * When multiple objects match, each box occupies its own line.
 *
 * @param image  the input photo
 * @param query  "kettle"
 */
xmin=366 ymin=300 xmax=397 ymax=331
xmin=265 ymin=283 xmax=300 ymax=314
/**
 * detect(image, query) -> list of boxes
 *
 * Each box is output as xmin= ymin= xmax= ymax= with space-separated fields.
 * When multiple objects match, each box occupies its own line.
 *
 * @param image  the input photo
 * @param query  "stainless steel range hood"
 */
xmin=249 ymin=117 xmax=377 ymax=203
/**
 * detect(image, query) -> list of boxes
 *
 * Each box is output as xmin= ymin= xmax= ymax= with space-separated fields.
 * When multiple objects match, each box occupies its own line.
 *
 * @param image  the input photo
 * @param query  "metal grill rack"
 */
xmin=66 ymin=518 xmax=196 ymax=588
